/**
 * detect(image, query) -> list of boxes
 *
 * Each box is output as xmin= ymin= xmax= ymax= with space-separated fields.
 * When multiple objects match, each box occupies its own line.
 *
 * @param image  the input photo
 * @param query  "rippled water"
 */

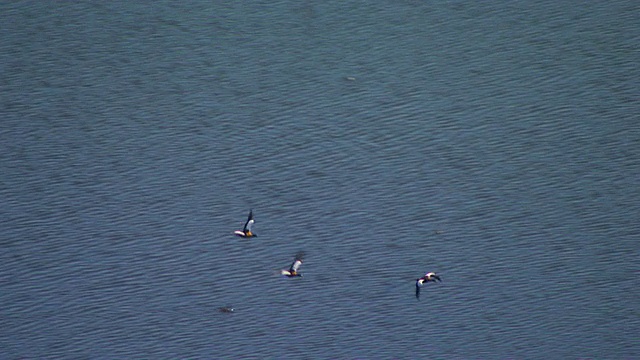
xmin=1 ymin=1 xmax=638 ymax=358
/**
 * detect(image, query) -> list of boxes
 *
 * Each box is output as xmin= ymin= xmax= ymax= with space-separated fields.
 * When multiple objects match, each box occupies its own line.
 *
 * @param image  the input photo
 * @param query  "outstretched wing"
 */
xmin=425 ymin=272 xmax=442 ymax=282
xmin=289 ymin=259 xmax=303 ymax=273
xmin=243 ymin=210 xmax=254 ymax=232
xmin=290 ymin=251 xmax=305 ymax=271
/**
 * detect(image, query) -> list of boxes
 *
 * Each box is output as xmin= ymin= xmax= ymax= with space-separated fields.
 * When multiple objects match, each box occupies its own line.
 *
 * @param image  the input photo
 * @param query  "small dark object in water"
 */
xmin=219 ymin=306 xmax=235 ymax=313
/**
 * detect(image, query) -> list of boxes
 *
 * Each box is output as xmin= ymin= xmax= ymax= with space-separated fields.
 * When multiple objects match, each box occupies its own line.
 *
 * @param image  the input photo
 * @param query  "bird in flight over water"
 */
xmin=234 ymin=210 xmax=257 ymax=238
xmin=281 ymin=252 xmax=305 ymax=277
xmin=415 ymin=272 xmax=442 ymax=300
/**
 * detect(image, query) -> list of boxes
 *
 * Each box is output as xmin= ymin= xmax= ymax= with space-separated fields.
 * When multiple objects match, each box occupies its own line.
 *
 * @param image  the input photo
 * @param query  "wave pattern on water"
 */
xmin=1 ymin=0 xmax=638 ymax=358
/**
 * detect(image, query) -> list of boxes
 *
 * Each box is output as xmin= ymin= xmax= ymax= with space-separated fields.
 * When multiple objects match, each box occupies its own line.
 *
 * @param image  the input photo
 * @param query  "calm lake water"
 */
xmin=1 ymin=1 xmax=638 ymax=359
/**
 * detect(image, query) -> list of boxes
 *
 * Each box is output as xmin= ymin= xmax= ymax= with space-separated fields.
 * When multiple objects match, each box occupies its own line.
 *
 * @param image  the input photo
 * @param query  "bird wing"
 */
xmin=243 ymin=210 xmax=254 ymax=232
xmin=290 ymin=259 xmax=302 ymax=273
xmin=415 ymin=281 xmax=421 ymax=300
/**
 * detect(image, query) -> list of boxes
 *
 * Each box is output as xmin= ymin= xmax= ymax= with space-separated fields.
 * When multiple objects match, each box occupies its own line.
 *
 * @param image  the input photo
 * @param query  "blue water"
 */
xmin=1 ymin=1 xmax=638 ymax=358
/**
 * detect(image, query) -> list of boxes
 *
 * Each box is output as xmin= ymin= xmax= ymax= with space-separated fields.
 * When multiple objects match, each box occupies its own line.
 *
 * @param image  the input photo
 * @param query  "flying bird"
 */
xmin=234 ymin=210 xmax=257 ymax=238
xmin=415 ymin=272 xmax=442 ymax=300
xmin=281 ymin=252 xmax=305 ymax=277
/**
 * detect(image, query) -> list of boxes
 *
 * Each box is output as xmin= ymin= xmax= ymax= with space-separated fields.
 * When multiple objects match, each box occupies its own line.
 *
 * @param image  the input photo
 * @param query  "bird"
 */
xmin=281 ymin=252 xmax=304 ymax=277
xmin=415 ymin=272 xmax=442 ymax=300
xmin=234 ymin=210 xmax=257 ymax=237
